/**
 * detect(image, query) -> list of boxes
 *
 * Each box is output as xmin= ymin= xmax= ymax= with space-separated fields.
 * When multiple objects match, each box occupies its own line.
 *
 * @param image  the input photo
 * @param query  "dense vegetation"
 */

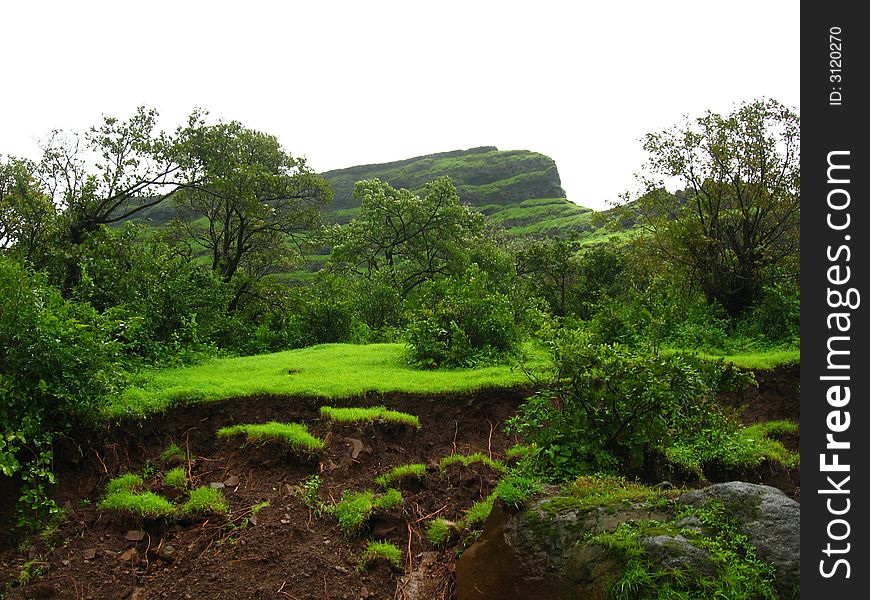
xmin=1 ymin=99 xmax=799 ymax=537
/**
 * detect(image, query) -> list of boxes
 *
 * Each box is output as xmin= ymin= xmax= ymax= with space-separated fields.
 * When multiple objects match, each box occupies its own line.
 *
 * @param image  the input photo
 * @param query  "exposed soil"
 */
xmin=0 ymin=366 xmax=800 ymax=599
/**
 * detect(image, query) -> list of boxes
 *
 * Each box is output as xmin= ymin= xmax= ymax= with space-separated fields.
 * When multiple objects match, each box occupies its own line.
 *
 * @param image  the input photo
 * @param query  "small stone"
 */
xmin=124 ymin=530 xmax=146 ymax=542
xmin=157 ymin=545 xmax=178 ymax=563
xmin=118 ymin=548 xmax=138 ymax=563
xmin=82 ymin=548 xmax=96 ymax=560
xmin=359 ymin=587 xmax=370 ymax=598
xmin=348 ymin=438 xmax=364 ymax=459
xmin=224 ymin=475 xmax=240 ymax=487
xmin=62 ymin=499 xmax=75 ymax=515
xmin=210 ymin=482 xmax=225 ymax=489
xmin=61 ymin=559 xmax=70 ymax=566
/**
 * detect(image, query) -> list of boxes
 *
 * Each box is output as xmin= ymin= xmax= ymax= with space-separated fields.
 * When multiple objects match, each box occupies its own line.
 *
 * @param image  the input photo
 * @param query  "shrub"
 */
xmin=217 ymin=422 xmax=325 ymax=453
xmin=178 ymin=486 xmax=229 ymax=518
xmin=508 ymin=326 xmax=752 ymax=478
xmin=406 ymin=266 xmax=521 ymax=368
xmin=357 ymin=540 xmax=403 ymax=572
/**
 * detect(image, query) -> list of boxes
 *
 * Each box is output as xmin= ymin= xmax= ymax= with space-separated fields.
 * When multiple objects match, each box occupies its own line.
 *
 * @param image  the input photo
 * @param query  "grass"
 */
xmin=105 ymin=473 xmax=144 ymax=494
xmin=688 ymin=348 xmax=800 ymax=370
xmin=374 ymin=463 xmax=427 ymax=488
xmin=426 ymin=518 xmax=456 ymax=547
xmin=320 ymin=406 xmax=421 ymax=429
xmin=463 ymin=496 xmax=495 ymax=526
xmin=178 ymin=486 xmax=229 ymax=518
xmin=217 ymin=422 xmax=325 ymax=453
xmin=493 ymin=474 xmax=542 ymax=509
xmin=541 ymin=476 xmax=676 ymax=514
xmin=163 ymin=467 xmax=188 ymax=490
xmin=99 ymin=491 xmax=174 ymax=518
xmin=112 ymin=342 xmax=544 ymax=419
xmin=438 ymin=452 xmax=506 ymax=472
xmin=357 ymin=540 xmax=403 ymax=572
xmin=160 ymin=443 xmax=185 ymax=463
xmin=333 ymin=489 xmax=404 ymax=537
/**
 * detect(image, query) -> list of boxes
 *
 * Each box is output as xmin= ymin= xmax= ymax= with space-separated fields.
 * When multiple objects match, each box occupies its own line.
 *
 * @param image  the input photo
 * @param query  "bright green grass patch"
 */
xmin=217 ymin=422 xmax=325 ymax=453
xmin=320 ymin=406 xmax=421 ymax=429
xmin=163 ymin=467 xmax=188 ymax=490
xmin=493 ymin=474 xmax=542 ymax=509
xmin=178 ymin=486 xmax=229 ymax=518
xmin=464 ymin=495 xmax=495 ymax=526
xmin=666 ymin=421 xmax=800 ymax=475
xmin=374 ymin=463 xmax=427 ymax=488
xmin=426 ymin=518 xmax=456 ymax=547
xmin=106 ymin=473 xmax=144 ymax=495
xmin=438 ymin=452 xmax=506 ymax=472
xmin=159 ymin=442 xmax=185 ymax=463
xmin=334 ymin=488 xmax=404 ymax=537
xmin=691 ymin=348 xmax=800 ymax=370
xmin=99 ymin=490 xmax=174 ymax=518
xmin=357 ymin=540 xmax=403 ymax=572
xmin=112 ymin=343 xmax=545 ymax=419
xmin=542 ymin=476 xmax=676 ymax=514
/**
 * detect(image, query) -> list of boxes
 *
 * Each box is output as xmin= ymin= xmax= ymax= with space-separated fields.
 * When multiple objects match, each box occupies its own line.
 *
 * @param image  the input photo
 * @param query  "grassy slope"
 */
xmin=111 ymin=343 xmax=545 ymax=420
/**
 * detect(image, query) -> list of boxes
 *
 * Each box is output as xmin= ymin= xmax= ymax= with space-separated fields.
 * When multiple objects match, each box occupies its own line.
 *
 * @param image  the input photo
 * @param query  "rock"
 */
xmin=82 ymin=548 xmax=97 ymax=560
xmin=210 ymin=481 xmax=225 ymax=489
xmin=401 ymin=552 xmax=443 ymax=599
xmin=456 ymin=481 xmax=800 ymax=600
xmin=118 ymin=548 xmax=138 ymax=563
xmin=157 ymin=545 xmax=177 ymax=563
xmin=679 ymin=482 xmax=800 ymax=599
xmin=348 ymin=438 xmax=364 ymax=459
xmin=224 ymin=475 xmax=240 ymax=487
xmin=124 ymin=530 xmax=145 ymax=542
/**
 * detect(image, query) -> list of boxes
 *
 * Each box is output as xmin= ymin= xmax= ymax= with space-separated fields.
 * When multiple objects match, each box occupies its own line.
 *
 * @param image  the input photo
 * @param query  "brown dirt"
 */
xmin=0 ymin=367 xmax=800 ymax=599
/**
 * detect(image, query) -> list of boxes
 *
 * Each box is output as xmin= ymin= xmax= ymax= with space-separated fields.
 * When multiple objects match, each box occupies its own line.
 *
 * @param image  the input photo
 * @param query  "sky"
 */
xmin=1 ymin=1 xmax=799 ymax=211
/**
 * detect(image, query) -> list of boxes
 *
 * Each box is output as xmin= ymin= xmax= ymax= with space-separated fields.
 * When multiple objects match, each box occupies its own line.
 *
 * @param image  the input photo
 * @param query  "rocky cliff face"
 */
xmin=319 ymin=147 xmax=567 ymax=216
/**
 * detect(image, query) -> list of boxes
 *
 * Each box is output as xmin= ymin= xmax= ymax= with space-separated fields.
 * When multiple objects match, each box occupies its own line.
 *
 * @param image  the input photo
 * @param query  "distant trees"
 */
xmin=328 ymin=176 xmax=484 ymax=298
xmin=636 ymin=98 xmax=800 ymax=316
xmin=172 ymin=119 xmax=331 ymax=309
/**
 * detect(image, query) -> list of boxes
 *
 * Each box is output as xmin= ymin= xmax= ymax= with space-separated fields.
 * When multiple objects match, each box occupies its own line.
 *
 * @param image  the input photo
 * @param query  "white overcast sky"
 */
xmin=1 ymin=1 xmax=799 ymax=211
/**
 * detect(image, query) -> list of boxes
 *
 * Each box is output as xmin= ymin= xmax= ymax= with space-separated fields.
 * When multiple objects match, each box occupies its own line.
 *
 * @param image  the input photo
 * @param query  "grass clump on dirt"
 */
xmin=463 ymin=496 xmax=496 ymax=526
xmin=160 ymin=443 xmax=185 ymax=463
xmin=439 ymin=452 xmax=506 ymax=472
xmin=105 ymin=473 xmax=144 ymax=494
xmin=357 ymin=540 xmax=403 ymax=572
xmin=334 ymin=489 xmax=404 ymax=537
xmin=493 ymin=474 xmax=542 ymax=509
xmin=163 ymin=467 xmax=188 ymax=490
xmin=426 ymin=518 xmax=457 ymax=547
xmin=178 ymin=486 xmax=229 ymax=518
xmin=99 ymin=491 xmax=174 ymax=518
xmin=320 ymin=406 xmax=421 ymax=429
xmin=374 ymin=463 xmax=427 ymax=488
xmin=217 ymin=422 xmax=325 ymax=453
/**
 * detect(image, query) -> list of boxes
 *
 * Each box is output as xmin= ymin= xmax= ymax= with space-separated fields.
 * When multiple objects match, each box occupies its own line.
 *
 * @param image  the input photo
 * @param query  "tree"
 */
xmin=37 ymin=107 xmax=189 ymax=293
xmin=0 ymin=156 xmax=57 ymax=267
xmin=173 ymin=120 xmax=331 ymax=309
xmin=329 ymin=177 xmax=484 ymax=298
xmin=635 ymin=98 xmax=800 ymax=316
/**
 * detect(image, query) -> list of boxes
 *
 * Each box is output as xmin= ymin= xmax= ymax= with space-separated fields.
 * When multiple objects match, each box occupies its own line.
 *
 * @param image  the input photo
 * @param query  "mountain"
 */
xmin=319 ymin=147 xmax=598 ymax=237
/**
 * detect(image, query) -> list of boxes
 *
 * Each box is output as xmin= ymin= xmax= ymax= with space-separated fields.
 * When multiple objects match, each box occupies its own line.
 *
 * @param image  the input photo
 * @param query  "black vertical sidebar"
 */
xmin=801 ymin=2 xmax=868 ymax=598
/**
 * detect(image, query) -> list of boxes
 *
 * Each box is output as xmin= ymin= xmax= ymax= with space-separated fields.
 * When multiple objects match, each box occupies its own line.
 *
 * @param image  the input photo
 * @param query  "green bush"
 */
xmin=508 ymin=325 xmax=752 ymax=478
xmin=406 ymin=266 xmax=521 ymax=368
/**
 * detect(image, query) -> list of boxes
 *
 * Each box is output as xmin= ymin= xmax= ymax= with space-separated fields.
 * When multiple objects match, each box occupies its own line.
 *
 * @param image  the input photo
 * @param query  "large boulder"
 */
xmin=456 ymin=481 xmax=799 ymax=600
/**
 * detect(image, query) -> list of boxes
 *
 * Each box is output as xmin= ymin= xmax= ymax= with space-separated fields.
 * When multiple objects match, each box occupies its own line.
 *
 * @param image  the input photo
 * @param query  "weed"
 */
xmin=217 ymin=422 xmax=325 ymax=453
xmin=320 ymin=406 xmax=421 ymax=429
xmin=375 ymin=463 xmax=426 ymax=488
xmin=17 ymin=559 xmax=47 ymax=586
xmin=105 ymin=473 xmax=144 ymax=495
xmin=357 ymin=540 xmax=403 ymax=572
xmin=178 ymin=486 xmax=229 ymax=518
xmin=296 ymin=475 xmax=331 ymax=517
xmin=99 ymin=491 xmax=175 ymax=518
xmin=163 ymin=467 xmax=188 ymax=490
